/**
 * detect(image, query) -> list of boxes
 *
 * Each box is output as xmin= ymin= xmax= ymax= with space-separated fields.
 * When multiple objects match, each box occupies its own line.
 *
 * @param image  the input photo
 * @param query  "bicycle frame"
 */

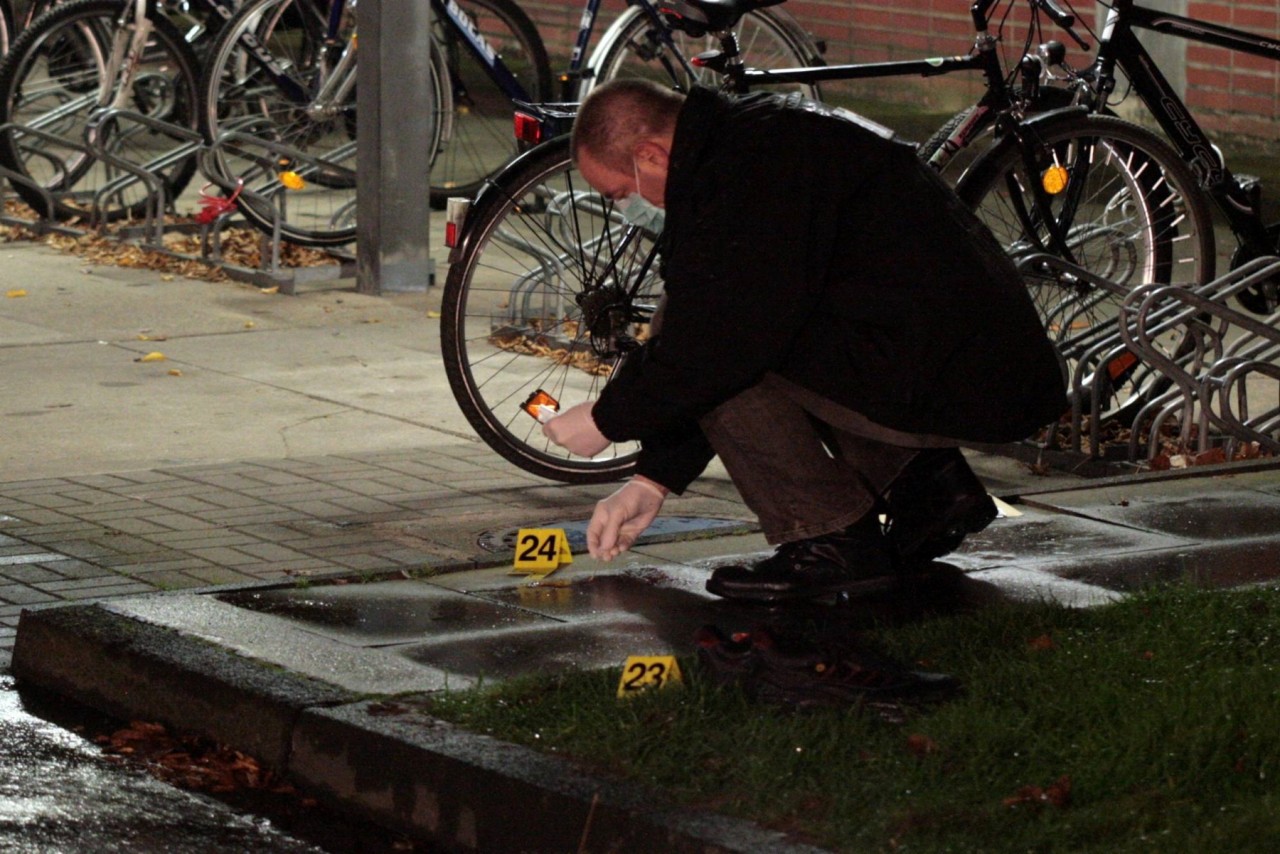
xmin=431 ymin=0 xmax=536 ymax=101
xmin=709 ymin=0 xmax=1060 ymax=174
xmin=1084 ymin=0 xmax=1280 ymax=250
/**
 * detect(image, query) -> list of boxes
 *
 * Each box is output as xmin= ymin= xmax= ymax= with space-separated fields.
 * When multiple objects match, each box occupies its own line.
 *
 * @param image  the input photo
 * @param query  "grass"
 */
xmin=427 ymin=583 xmax=1280 ymax=852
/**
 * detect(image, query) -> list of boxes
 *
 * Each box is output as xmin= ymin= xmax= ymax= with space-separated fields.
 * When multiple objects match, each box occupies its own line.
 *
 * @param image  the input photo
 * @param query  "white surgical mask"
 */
xmin=616 ymin=159 xmax=665 ymax=233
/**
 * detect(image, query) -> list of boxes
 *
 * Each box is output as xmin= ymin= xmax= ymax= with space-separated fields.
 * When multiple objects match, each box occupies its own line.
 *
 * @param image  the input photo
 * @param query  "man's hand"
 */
xmin=542 ymin=402 xmax=611 ymax=457
xmin=588 ymin=477 xmax=668 ymax=561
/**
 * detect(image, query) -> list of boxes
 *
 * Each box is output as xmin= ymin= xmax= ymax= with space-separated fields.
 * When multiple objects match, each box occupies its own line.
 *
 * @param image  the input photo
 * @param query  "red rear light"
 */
xmin=445 ymin=197 xmax=470 ymax=249
xmin=513 ymin=112 xmax=542 ymax=146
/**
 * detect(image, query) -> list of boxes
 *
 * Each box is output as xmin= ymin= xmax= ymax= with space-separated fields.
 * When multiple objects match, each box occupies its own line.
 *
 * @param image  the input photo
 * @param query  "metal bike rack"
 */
xmin=0 ymin=122 xmax=109 ymax=236
xmin=83 ymin=107 xmax=198 ymax=243
xmin=1120 ymin=257 xmax=1280 ymax=459
xmin=0 ymin=108 xmax=356 ymax=291
xmin=1020 ymin=253 xmax=1280 ymax=465
xmin=203 ymin=129 xmax=358 ymax=293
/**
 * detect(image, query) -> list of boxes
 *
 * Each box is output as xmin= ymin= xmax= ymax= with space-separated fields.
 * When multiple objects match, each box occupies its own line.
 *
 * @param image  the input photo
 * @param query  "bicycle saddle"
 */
xmin=661 ymin=0 xmax=787 ymax=36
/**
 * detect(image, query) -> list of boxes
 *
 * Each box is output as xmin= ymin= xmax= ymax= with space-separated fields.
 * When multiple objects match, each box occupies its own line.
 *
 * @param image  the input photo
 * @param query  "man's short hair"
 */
xmin=571 ymin=79 xmax=685 ymax=172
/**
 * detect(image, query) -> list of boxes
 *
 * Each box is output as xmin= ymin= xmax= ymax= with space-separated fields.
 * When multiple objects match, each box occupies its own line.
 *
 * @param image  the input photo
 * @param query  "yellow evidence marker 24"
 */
xmin=511 ymin=528 xmax=573 ymax=575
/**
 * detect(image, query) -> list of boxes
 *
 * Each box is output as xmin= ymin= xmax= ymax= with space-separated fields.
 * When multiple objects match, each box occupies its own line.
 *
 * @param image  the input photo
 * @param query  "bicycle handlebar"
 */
xmin=1035 ymin=0 xmax=1091 ymax=50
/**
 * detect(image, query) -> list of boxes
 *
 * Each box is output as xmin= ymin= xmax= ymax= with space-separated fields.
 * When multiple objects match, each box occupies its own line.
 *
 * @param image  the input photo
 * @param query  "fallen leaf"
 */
xmin=1003 ymin=774 xmax=1071 ymax=809
xmin=905 ymin=733 xmax=939 ymax=757
xmin=135 ymin=352 xmax=167 ymax=363
xmin=6 ymin=288 xmax=26 ymax=298
xmin=167 ymin=369 xmax=183 ymax=377
xmin=1027 ymin=634 xmax=1056 ymax=651
xmin=426 ymin=310 xmax=441 ymax=318
xmin=1194 ymin=447 xmax=1227 ymax=466
xmin=244 ymin=320 xmax=256 ymax=329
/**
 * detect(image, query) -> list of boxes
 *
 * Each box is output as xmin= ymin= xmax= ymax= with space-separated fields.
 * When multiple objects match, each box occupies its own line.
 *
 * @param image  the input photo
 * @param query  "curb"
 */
xmin=12 ymin=601 xmax=827 ymax=853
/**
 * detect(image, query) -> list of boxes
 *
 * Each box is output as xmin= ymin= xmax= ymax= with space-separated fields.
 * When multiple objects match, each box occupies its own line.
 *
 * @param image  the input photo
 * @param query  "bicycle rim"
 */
xmin=957 ymin=113 xmax=1216 ymax=422
xmin=429 ymin=0 xmax=551 ymax=208
xmin=582 ymin=5 xmax=823 ymax=99
xmin=0 ymin=0 xmax=201 ymax=221
xmin=200 ymin=0 xmax=358 ymax=247
xmin=441 ymin=137 xmax=664 ymax=483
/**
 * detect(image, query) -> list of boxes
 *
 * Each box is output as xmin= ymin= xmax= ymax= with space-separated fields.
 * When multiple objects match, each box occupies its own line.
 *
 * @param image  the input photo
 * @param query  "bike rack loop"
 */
xmin=1013 ymin=253 xmax=1280 ymax=464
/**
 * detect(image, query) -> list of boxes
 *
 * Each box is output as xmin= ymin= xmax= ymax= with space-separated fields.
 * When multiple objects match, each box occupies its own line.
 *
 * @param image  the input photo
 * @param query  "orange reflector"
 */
xmin=1107 ymin=351 xmax=1139 ymax=381
xmin=522 ymin=388 xmax=560 ymax=421
xmin=513 ymin=112 xmax=542 ymax=145
xmin=1042 ymin=164 xmax=1069 ymax=195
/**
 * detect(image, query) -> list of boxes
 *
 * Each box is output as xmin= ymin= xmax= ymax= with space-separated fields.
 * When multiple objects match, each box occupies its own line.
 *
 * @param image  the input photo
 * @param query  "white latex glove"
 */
xmin=542 ymin=401 xmax=611 ymax=457
xmin=588 ymin=476 xmax=668 ymax=561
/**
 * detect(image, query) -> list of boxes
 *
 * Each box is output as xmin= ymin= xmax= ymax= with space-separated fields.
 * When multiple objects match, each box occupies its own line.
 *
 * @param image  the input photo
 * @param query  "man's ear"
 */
xmin=633 ymin=139 xmax=670 ymax=170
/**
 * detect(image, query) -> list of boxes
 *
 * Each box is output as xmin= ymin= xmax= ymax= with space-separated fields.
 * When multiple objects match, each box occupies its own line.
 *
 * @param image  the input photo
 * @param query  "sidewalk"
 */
xmin=4 ymin=240 xmax=1280 ymax=850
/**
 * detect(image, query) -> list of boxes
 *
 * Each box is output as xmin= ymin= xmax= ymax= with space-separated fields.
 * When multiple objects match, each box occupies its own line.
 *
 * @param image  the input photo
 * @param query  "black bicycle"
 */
xmin=932 ymin=0 xmax=1280 ymax=314
xmin=439 ymin=0 xmax=1216 ymax=483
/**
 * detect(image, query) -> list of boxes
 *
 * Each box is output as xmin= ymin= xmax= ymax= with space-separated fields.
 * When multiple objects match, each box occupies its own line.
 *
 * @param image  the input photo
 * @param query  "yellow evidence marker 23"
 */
xmin=617 ymin=655 xmax=683 ymax=698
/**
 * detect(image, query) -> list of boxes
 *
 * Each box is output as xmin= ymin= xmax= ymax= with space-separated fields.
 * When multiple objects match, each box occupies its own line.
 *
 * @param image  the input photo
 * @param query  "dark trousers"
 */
xmin=697 ymin=374 xmax=959 ymax=545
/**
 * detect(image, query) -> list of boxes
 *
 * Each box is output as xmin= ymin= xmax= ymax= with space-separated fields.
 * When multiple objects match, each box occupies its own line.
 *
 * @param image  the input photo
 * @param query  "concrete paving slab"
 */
xmin=942 ymin=505 xmax=1196 ymax=572
xmin=1024 ymin=472 xmax=1280 ymax=541
xmin=218 ymin=579 xmax=553 ymax=647
xmin=104 ymin=593 xmax=461 ymax=694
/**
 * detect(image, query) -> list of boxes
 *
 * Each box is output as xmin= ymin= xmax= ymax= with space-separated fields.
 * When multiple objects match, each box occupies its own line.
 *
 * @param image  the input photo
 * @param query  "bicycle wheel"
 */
xmin=441 ymin=135 xmax=664 ymax=483
xmin=0 ymin=0 xmax=13 ymax=56
xmin=916 ymin=86 xmax=1083 ymax=179
xmin=956 ymin=111 xmax=1216 ymax=420
xmin=582 ymin=4 xmax=823 ymax=99
xmin=429 ymin=0 xmax=551 ymax=208
xmin=199 ymin=0 xmax=362 ymax=247
xmin=0 ymin=0 xmax=201 ymax=220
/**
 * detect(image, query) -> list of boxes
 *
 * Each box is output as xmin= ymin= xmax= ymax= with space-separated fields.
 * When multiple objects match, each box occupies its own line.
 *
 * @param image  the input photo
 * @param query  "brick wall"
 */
xmin=1185 ymin=0 xmax=1280 ymax=140
xmin=515 ymin=0 xmax=1278 ymax=145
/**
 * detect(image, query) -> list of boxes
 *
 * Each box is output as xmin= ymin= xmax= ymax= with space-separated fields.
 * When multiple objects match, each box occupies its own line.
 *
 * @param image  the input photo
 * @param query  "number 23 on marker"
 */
xmin=617 ymin=655 xmax=683 ymax=698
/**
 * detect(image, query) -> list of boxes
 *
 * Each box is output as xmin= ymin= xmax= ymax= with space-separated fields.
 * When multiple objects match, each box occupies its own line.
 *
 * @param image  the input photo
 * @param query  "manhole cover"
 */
xmin=477 ymin=516 xmax=751 ymax=553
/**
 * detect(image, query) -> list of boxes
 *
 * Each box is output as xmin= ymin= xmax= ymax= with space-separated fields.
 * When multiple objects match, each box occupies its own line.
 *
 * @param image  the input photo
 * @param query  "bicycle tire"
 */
xmin=916 ymin=86 xmax=1083 ymax=179
xmin=0 ymin=0 xmax=12 ymax=56
xmin=199 ymin=0 xmax=363 ymax=247
xmin=955 ymin=111 xmax=1216 ymax=420
xmin=428 ymin=0 xmax=552 ymax=209
xmin=441 ymin=135 xmax=665 ymax=483
xmin=0 ymin=0 xmax=201 ymax=221
xmin=581 ymin=4 xmax=824 ymax=100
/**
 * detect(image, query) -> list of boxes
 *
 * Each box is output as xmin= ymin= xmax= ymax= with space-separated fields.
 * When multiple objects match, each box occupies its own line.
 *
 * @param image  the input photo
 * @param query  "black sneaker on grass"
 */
xmin=692 ymin=624 xmax=757 ymax=690
xmin=748 ymin=628 xmax=961 ymax=711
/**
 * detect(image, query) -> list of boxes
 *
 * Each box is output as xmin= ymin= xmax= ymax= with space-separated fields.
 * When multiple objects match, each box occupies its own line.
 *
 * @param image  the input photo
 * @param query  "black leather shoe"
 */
xmin=705 ymin=514 xmax=894 ymax=602
xmin=885 ymin=448 xmax=997 ymax=565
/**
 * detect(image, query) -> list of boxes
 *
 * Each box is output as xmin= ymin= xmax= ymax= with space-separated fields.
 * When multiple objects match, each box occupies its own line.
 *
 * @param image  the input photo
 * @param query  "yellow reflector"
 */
xmin=1042 ymin=164 xmax=1069 ymax=195
xmin=279 ymin=171 xmax=306 ymax=190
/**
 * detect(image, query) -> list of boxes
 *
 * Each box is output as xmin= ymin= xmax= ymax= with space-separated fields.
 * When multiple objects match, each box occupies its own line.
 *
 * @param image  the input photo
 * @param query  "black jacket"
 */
xmin=592 ymin=88 xmax=1067 ymax=491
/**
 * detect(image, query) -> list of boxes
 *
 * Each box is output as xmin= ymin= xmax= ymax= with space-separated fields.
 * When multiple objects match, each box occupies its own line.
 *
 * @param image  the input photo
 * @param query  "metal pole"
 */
xmin=357 ymin=1 xmax=434 ymax=294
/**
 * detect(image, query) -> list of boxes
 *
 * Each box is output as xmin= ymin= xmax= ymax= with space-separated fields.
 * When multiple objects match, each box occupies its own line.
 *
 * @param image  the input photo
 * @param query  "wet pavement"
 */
xmin=0 ymin=675 xmax=379 ymax=854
